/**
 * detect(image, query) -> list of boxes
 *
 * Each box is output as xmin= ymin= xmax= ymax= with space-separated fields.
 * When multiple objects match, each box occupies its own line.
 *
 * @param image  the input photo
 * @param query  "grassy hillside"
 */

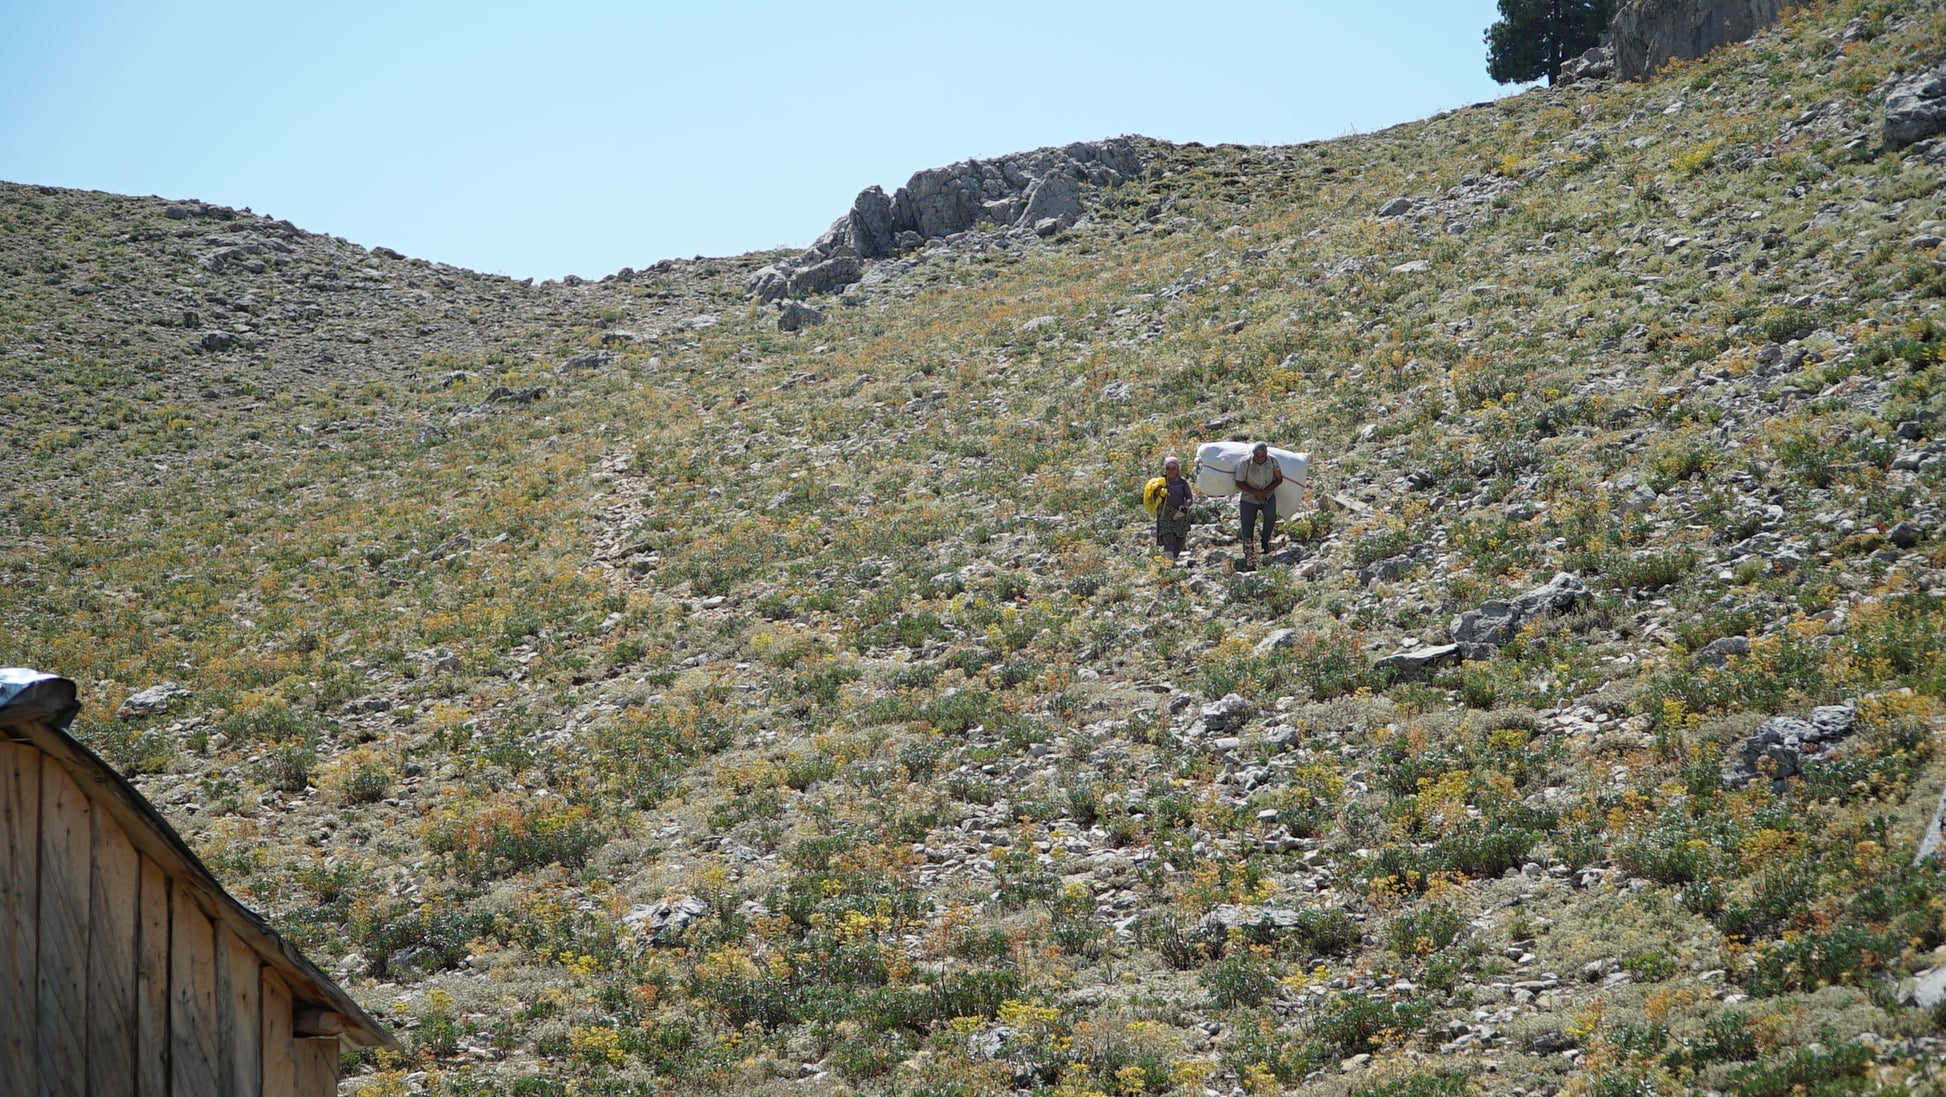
xmin=6 ymin=2 xmax=1946 ymax=1095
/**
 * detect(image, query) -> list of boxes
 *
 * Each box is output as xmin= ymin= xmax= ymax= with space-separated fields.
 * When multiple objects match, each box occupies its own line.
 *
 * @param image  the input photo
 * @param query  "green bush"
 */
xmin=1725 ymin=1039 xmax=1873 ymax=1097
xmin=1223 ymin=1015 xmax=1320 ymax=1086
xmin=1364 ymin=806 xmax=1551 ymax=890
xmin=1136 ymin=912 xmax=1207 ymax=971
xmin=1351 ymin=1072 xmax=1474 ymax=1097
xmin=341 ymin=759 xmax=393 ymax=803
xmin=1615 ymin=823 xmax=1719 ymax=885
xmin=1743 ymin=925 xmax=1899 ymax=997
xmin=349 ymin=895 xmax=502 ymax=978
xmin=1352 ymin=525 xmax=1418 ymax=568
xmin=1388 ymin=903 xmax=1466 ymax=957
xmin=1663 ymin=1008 xmax=1760 ymax=1071
xmin=1200 ymin=941 xmax=1279 ymax=1007
xmin=1309 ymin=992 xmax=1431 ymax=1058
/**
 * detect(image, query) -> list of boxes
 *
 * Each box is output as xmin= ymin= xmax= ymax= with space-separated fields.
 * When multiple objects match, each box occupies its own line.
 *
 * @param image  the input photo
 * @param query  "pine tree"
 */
xmin=1484 ymin=0 xmax=1616 ymax=86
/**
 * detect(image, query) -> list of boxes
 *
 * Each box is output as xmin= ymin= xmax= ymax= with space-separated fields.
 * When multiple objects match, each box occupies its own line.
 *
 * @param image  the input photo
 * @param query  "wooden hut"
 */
xmin=1 ymin=670 xmax=398 ymax=1097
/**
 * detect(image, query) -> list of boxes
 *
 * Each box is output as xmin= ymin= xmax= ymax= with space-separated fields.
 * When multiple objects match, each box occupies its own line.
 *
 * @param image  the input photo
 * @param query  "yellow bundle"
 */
xmin=1142 ymin=476 xmax=1168 ymax=516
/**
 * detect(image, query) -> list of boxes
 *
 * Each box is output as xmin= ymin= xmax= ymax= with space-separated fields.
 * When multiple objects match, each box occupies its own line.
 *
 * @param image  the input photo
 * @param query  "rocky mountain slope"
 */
xmin=7 ymin=2 xmax=1946 ymax=1095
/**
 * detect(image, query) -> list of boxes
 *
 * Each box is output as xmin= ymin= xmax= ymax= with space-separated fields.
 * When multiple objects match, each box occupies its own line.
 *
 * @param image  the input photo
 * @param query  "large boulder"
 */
xmin=1452 ymin=573 xmax=1590 ymax=646
xmin=787 ymin=256 xmax=863 ymax=298
xmin=1723 ymin=702 xmax=1860 ymax=788
xmin=1612 ymin=0 xmax=1800 ymax=81
xmin=836 ymin=185 xmax=898 ymax=258
xmin=1016 ymin=168 xmax=1082 ymax=229
xmin=1556 ymin=45 xmax=1615 ymax=86
xmin=1375 ymin=644 xmax=1467 ymax=682
xmin=116 ymin=682 xmax=189 ymax=720
xmin=624 ymin=896 xmax=709 ymax=947
xmin=775 ymin=299 xmax=825 ymax=332
xmin=1885 ymin=64 xmax=1946 ymax=149
xmin=1199 ymin=693 xmax=1255 ymax=734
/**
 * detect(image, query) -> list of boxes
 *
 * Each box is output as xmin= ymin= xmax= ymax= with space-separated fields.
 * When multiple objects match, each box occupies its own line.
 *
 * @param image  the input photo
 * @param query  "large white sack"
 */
xmin=1194 ymin=442 xmax=1309 ymax=517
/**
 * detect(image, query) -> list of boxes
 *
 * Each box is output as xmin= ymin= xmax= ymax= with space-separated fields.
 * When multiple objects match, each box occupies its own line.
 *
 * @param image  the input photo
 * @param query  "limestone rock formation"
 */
xmin=1723 ymin=702 xmax=1859 ymax=788
xmin=1451 ymin=573 xmax=1591 ymax=647
xmin=748 ymin=138 xmax=1149 ymax=301
xmin=1884 ymin=63 xmax=1946 ymax=149
xmin=1612 ymin=0 xmax=1800 ymax=81
xmin=774 ymin=299 xmax=824 ymax=332
xmin=1556 ymin=45 xmax=1616 ymax=86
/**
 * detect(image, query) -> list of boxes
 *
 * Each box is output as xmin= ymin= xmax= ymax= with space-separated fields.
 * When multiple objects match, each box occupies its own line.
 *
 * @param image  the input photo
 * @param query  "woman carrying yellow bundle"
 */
xmin=1150 ymin=455 xmax=1193 ymax=563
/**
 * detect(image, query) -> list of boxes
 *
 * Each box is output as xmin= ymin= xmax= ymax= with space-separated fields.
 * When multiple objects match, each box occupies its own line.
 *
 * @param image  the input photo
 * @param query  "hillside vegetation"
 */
xmin=6 ymin=3 xmax=1946 ymax=1095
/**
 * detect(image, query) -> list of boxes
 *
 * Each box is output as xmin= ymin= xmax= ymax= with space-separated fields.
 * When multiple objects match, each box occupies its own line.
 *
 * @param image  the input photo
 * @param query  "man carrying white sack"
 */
xmin=1234 ymin=442 xmax=1283 ymax=570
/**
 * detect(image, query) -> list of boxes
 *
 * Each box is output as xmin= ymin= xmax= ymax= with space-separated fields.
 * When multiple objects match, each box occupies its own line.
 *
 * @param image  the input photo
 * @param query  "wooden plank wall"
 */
xmin=87 ymin=803 xmax=139 ymax=1097
xmin=135 ymin=858 xmax=171 ymax=1097
xmin=38 ymin=755 xmax=91 ymax=1097
xmin=2 ymin=741 xmax=43 ymax=1097
xmin=0 ymin=733 xmax=345 ymax=1097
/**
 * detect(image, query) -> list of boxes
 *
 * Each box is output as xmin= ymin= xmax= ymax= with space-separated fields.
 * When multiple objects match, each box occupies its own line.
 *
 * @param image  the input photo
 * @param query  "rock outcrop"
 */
xmin=1612 ymin=0 xmax=1800 ymax=81
xmin=1884 ymin=63 xmax=1946 ymax=149
xmin=1451 ymin=573 xmax=1591 ymax=647
xmin=1556 ymin=45 xmax=1616 ymax=86
xmin=748 ymin=138 xmax=1149 ymax=301
xmin=1723 ymin=702 xmax=1859 ymax=787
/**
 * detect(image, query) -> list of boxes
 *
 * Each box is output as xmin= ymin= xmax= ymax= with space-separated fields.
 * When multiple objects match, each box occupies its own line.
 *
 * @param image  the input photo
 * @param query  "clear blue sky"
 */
xmin=1 ymin=2 xmax=1523 ymax=281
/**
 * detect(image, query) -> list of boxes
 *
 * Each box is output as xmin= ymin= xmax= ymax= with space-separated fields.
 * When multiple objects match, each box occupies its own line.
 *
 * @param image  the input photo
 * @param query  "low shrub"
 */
xmin=1725 ymin=1039 xmax=1873 ymax=1097
xmin=1388 ymin=903 xmax=1466 ymax=958
xmin=1223 ymin=1014 xmax=1320 ymax=1087
xmin=1309 ymin=992 xmax=1431 ymax=1059
xmin=1662 ymin=1008 xmax=1761 ymax=1071
xmin=424 ymin=799 xmax=606 ymax=881
xmin=1200 ymin=941 xmax=1279 ymax=1007
xmin=1351 ymin=1072 xmax=1474 ymax=1097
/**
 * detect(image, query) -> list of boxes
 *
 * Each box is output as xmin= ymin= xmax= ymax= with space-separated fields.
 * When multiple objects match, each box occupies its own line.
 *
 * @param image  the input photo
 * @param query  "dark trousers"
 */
xmin=1157 ymin=525 xmax=1186 ymax=558
xmin=1240 ymin=497 xmax=1276 ymax=553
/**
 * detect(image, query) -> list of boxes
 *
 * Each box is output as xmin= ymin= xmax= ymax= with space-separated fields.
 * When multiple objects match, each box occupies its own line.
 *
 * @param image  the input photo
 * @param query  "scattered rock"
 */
xmin=1920 ymin=779 xmax=1946 ymax=865
xmin=624 ymin=896 xmax=710 ymax=946
xmin=1200 ymin=693 xmax=1255 ymax=734
xmin=1198 ymin=904 xmax=1308 ymax=938
xmin=776 ymin=299 xmax=826 ymax=332
xmin=1902 ymin=965 xmax=1946 ymax=1009
xmin=1254 ymin=628 xmax=1302 ymax=656
xmin=487 ymin=385 xmax=547 ymax=404
xmin=1531 ymin=1030 xmax=1577 ymax=1055
xmin=1725 ymin=701 xmax=1860 ymax=787
xmin=407 ymin=648 xmax=464 ymax=675
xmin=1358 ymin=554 xmax=1416 ymax=586
xmin=1452 ymin=573 xmax=1590 ymax=647
xmin=1695 ymin=635 xmax=1752 ymax=667
xmin=562 ymin=350 xmax=617 ymax=371
xmin=1375 ymin=643 xmax=1466 ymax=681
xmin=116 ymin=682 xmax=189 ymax=720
